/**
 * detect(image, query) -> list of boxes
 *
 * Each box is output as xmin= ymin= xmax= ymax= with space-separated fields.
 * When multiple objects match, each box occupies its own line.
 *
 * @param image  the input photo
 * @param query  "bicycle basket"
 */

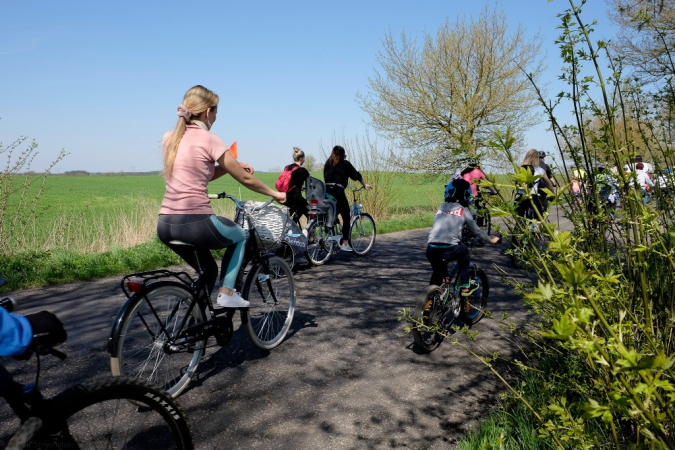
xmin=234 ymin=201 xmax=287 ymax=248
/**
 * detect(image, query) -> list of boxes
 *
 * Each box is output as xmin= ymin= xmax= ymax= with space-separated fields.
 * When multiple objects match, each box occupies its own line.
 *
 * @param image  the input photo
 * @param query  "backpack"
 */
xmin=275 ymin=164 xmax=300 ymax=192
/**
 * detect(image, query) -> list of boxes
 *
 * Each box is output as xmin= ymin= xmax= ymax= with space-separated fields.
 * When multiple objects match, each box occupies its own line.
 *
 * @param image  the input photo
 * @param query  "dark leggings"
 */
xmin=157 ymin=214 xmax=246 ymax=295
xmin=426 ymin=243 xmax=470 ymax=286
xmin=327 ymin=186 xmax=350 ymax=242
xmin=285 ymin=190 xmax=309 ymax=223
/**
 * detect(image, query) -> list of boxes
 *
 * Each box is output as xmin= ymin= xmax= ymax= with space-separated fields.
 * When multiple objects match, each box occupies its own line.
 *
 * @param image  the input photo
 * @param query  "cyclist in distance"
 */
xmin=516 ymin=149 xmax=555 ymax=218
xmin=593 ymin=163 xmax=618 ymax=210
xmin=461 ymin=157 xmax=497 ymax=226
xmin=426 ymin=179 xmax=500 ymax=296
xmin=157 ymin=85 xmax=286 ymax=309
xmin=538 ymin=151 xmax=558 ymax=212
xmin=323 ymin=145 xmax=371 ymax=252
xmin=635 ymin=162 xmax=655 ymax=204
xmin=282 ymin=147 xmax=310 ymax=226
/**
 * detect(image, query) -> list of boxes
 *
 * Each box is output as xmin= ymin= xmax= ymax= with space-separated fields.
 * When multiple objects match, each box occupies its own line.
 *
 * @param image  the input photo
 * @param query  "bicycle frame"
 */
xmin=109 ymin=193 xmax=281 ymax=355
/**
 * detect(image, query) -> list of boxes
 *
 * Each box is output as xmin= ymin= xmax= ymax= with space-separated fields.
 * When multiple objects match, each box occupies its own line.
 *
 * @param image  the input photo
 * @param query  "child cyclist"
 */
xmin=426 ymin=178 xmax=500 ymax=295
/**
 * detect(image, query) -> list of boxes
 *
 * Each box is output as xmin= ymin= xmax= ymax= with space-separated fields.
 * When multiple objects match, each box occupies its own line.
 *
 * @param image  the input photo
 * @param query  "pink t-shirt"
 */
xmin=159 ymin=124 xmax=228 ymax=215
xmin=462 ymin=168 xmax=485 ymax=196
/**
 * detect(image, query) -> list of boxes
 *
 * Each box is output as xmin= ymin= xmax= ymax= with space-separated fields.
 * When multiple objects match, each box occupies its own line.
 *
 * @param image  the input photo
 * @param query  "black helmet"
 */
xmin=444 ymin=178 xmax=472 ymax=206
xmin=539 ymin=151 xmax=546 ymax=158
xmin=467 ymin=157 xmax=479 ymax=168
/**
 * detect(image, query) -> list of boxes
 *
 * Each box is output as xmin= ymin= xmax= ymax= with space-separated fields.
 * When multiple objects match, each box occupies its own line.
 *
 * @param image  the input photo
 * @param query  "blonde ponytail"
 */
xmin=163 ymin=85 xmax=219 ymax=178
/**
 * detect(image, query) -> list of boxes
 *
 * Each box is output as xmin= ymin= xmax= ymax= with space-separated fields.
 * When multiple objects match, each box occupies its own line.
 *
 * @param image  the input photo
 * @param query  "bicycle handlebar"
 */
xmin=1 ymin=296 xmax=17 ymax=313
xmin=208 ymin=192 xmax=275 ymax=212
xmin=347 ymin=184 xmax=366 ymax=193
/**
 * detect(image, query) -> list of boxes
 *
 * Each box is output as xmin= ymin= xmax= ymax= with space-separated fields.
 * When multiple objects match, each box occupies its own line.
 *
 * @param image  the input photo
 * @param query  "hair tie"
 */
xmin=177 ymin=105 xmax=191 ymax=122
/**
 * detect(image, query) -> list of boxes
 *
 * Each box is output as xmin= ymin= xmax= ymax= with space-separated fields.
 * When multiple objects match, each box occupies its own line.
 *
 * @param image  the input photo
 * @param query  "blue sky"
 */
xmin=0 ymin=0 xmax=618 ymax=173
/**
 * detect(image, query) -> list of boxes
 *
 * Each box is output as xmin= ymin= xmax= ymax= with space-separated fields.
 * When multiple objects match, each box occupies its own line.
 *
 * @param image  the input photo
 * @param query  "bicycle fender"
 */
xmin=107 ymin=281 xmax=191 ymax=356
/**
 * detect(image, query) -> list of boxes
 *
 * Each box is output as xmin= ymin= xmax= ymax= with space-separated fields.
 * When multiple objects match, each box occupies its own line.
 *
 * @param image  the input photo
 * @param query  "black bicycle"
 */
xmin=1 ymin=282 xmax=193 ymax=449
xmin=108 ymin=192 xmax=296 ymax=398
xmin=411 ymin=262 xmax=489 ymax=353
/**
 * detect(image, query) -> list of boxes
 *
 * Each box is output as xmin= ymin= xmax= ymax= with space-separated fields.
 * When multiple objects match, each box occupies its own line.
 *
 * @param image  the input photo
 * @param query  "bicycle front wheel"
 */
xmin=349 ymin=213 xmax=376 ymax=256
xmin=305 ymin=220 xmax=334 ymax=265
xmin=460 ymin=267 xmax=489 ymax=325
xmin=7 ymin=377 xmax=193 ymax=450
xmin=243 ymin=255 xmax=296 ymax=350
xmin=110 ymin=283 xmax=206 ymax=398
xmin=275 ymin=241 xmax=295 ymax=270
xmin=411 ymin=285 xmax=445 ymax=353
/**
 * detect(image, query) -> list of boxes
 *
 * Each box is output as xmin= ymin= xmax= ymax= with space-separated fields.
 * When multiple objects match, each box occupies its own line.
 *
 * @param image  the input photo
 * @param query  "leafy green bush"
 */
xmin=481 ymin=1 xmax=675 ymax=448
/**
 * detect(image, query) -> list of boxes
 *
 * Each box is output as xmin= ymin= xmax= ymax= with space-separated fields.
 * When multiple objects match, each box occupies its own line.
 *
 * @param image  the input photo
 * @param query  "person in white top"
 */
xmin=635 ymin=162 xmax=655 ymax=204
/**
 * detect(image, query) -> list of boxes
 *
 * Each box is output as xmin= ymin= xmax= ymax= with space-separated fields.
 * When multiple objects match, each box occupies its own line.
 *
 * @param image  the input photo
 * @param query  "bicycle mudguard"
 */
xmin=107 ymin=281 xmax=195 ymax=356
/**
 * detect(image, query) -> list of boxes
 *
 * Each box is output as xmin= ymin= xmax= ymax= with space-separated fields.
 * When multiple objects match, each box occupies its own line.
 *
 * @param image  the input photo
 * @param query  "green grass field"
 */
xmin=0 ymin=171 xmax=452 ymax=289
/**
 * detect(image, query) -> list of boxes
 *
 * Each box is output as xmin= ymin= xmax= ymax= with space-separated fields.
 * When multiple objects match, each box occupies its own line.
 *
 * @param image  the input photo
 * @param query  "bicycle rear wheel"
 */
xmin=243 ymin=256 xmax=296 ymax=350
xmin=305 ymin=220 xmax=334 ymax=265
xmin=349 ymin=213 xmax=376 ymax=256
xmin=411 ymin=285 xmax=445 ymax=353
xmin=7 ymin=377 xmax=193 ymax=450
xmin=110 ymin=283 xmax=206 ymax=398
xmin=460 ymin=267 xmax=489 ymax=325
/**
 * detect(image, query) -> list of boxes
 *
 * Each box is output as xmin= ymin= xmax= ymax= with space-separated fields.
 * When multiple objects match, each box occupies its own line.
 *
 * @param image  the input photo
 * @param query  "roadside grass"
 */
xmin=0 ymin=211 xmax=437 ymax=290
xmin=456 ymin=348 xmax=612 ymax=450
xmin=0 ymin=172 xmax=448 ymax=290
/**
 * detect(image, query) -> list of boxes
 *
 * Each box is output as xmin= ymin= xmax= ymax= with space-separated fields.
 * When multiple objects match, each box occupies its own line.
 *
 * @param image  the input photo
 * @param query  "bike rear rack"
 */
xmin=120 ymin=270 xmax=196 ymax=298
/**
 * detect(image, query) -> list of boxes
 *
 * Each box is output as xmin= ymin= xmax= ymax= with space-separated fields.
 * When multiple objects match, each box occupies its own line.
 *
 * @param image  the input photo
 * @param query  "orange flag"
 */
xmin=228 ymin=141 xmax=238 ymax=159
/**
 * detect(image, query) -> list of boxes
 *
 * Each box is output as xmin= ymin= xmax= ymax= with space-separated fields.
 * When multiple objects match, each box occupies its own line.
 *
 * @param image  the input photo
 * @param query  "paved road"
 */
xmin=1 ymin=227 xmax=541 ymax=449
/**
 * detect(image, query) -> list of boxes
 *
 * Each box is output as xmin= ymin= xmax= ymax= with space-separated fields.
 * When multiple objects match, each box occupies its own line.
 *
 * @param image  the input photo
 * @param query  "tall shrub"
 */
xmin=0 ymin=135 xmax=66 ymax=254
xmin=485 ymin=1 xmax=675 ymax=448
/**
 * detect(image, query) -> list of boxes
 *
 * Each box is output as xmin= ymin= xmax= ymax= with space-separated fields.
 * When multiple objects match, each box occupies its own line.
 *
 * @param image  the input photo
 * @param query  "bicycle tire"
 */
xmin=411 ymin=285 xmax=445 ymax=353
xmin=276 ymin=241 xmax=295 ymax=270
xmin=460 ymin=267 xmax=489 ymax=325
xmin=7 ymin=377 xmax=193 ymax=450
xmin=349 ymin=213 xmax=376 ymax=256
xmin=110 ymin=283 xmax=206 ymax=398
xmin=305 ymin=220 xmax=334 ymax=266
xmin=243 ymin=255 xmax=296 ymax=350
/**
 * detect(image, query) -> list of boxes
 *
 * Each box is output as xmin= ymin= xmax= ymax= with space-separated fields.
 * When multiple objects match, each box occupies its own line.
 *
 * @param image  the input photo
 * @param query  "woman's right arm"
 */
xmin=218 ymin=151 xmax=286 ymax=204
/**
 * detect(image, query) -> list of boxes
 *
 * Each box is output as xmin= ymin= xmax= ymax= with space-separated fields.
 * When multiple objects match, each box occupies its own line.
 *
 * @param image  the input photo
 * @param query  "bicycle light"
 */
xmin=127 ymin=281 xmax=143 ymax=293
xmin=310 ymin=199 xmax=318 ymax=206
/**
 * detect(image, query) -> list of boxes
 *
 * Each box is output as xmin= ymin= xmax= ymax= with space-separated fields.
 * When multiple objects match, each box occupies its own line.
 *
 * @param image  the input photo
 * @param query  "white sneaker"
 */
xmin=339 ymin=243 xmax=353 ymax=252
xmin=216 ymin=290 xmax=250 ymax=308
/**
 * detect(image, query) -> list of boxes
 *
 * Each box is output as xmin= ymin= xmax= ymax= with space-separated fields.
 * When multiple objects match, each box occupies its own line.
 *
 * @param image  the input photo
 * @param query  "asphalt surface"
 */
xmin=0 ymin=226 xmax=545 ymax=449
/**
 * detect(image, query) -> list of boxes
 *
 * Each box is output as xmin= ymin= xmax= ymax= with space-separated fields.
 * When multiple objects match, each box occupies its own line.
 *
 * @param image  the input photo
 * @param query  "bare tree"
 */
xmin=357 ymin=6 xmax=543 ymax=174
xmin=608 ymin=0 xmax=675 ymax=88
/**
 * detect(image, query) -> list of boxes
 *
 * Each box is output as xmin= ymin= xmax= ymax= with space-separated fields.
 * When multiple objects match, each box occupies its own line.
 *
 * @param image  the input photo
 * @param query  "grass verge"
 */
xmin=0 ymin=211 xmax=435 ymax=291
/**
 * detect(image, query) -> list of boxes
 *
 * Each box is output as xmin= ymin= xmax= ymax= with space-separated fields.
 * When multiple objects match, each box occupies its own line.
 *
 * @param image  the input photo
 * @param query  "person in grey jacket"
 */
xmin=426 ymin=178 xmax=500 ymax=296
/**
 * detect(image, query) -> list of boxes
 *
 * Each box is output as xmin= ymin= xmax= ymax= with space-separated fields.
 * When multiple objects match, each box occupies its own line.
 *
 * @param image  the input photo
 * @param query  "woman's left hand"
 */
xmin=364 ymin=184 xmax=372 ymax=189
xmin=239 ymin=161 xmax=254 ymax=174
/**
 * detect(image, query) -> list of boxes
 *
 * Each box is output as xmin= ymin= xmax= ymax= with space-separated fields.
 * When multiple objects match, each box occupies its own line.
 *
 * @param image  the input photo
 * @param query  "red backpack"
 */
xmin=275 ymin=164 xmax=300 ymax=192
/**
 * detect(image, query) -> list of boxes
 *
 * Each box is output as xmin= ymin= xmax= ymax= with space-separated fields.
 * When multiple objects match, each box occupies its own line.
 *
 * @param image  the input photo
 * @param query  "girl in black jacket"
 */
xmin=284 ymin=147 xmax=311 ymax=224
xmin=323 ymin=145 xmax=371 ymax=251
